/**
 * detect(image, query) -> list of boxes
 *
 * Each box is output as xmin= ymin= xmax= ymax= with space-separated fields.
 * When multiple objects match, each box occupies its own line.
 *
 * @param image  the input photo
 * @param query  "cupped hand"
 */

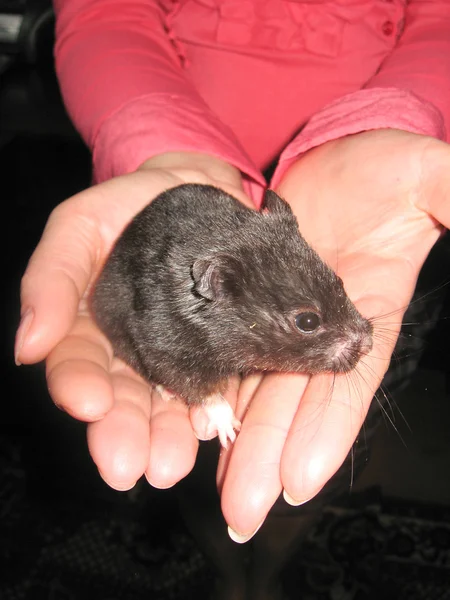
xmin=15 ymin=151 xmax=253 ymax=491
xmin=16 ymin=131 xmax=450 ymax=542
xmin=218 ymin=129 xmax=450 ymax=542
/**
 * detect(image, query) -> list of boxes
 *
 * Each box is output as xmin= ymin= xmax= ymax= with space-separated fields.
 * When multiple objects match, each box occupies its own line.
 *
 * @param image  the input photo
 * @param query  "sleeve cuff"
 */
xmin=271 ymin=87 xmax=446 ymax=189
xmin=92 ymin=93 xmax=266 ymax=203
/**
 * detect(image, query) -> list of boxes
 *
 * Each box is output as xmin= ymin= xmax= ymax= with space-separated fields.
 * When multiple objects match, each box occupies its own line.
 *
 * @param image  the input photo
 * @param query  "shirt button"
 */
xmin=382 ymin=20 xmax=394 ymax=35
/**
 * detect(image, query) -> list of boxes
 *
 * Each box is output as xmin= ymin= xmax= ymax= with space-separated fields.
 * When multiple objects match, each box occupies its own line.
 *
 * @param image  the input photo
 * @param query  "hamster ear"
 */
xmin=192 ymin=254 xmax=237 ymax=301
xmin=261 ymin=190 xmax=293 ymax=216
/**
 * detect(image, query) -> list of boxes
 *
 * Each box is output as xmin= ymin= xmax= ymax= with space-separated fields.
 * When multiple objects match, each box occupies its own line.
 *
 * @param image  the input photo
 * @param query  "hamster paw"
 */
xmin=154 ymin=384 xmax=178 ymax=402
xmin=203 ymin=397 xmax=241 ymax=448
xmin=156 ymin=386 xmax=241 ymax=448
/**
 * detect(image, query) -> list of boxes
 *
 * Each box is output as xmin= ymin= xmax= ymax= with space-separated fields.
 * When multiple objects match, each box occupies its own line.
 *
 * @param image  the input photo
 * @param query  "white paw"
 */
xmin=154 ymin=384 xmax=178 ymax=402
xmin=203 ymin=396 xmax=241 ymax=448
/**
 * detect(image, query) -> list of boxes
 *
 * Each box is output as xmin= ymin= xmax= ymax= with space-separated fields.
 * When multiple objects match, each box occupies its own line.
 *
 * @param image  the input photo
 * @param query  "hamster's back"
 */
xmin=91 ymin=184 xmax=255 ymax=373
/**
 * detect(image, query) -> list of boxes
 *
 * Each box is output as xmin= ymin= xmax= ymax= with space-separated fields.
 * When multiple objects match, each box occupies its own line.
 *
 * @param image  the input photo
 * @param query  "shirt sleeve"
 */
xmin=272 ymin=0 xmax=450 ymax=188
xmin=53 ymin=0 xmax=265 ymax=197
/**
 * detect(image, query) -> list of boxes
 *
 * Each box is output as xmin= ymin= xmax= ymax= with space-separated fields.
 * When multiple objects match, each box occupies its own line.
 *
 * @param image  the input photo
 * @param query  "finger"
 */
xmin=146 ymin=390 xmax=199 ymax=489
xmin=17 ymin=202 xmax=98 ymax=364
xmin=47 ymin=311 xmax=198 ymax=490
xmin=234 ymin=373 xmax=265 ymax=420
xmin=216 ymin=373 xmax=264 ymax=487
xmin=280 ymin=298 xmax=398 ymax=505
xmin=16 ymin=171 xmax=160 ymax=365
xmin=87 ymin=359 xmax=153 ymax=490
xmin=219 ymin=373 xmax=310 ymax=541
xmin=46 ymin=315 xmax=115 ymax=420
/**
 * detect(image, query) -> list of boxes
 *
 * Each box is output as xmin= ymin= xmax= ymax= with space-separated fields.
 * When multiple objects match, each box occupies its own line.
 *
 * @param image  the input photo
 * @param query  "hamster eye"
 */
xmin=295 ymin=312 xmax=321 ymax=333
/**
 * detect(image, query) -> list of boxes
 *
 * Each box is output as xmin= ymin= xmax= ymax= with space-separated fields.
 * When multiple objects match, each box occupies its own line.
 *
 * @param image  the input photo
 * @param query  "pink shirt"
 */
xmin=53 ymin=0 xmax=450 ymax=205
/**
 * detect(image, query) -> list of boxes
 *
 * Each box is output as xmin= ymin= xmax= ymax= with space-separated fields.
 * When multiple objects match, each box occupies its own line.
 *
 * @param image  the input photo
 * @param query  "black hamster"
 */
xmin=91 ymin=184 xmax=373 ymax=446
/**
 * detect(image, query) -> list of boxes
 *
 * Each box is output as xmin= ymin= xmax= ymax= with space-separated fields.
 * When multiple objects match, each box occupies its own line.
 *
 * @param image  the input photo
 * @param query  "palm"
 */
xmin=20 ymin=165 xmax=250 ymax=490
xmin=218 ymin=130 xmax=448 ymax=538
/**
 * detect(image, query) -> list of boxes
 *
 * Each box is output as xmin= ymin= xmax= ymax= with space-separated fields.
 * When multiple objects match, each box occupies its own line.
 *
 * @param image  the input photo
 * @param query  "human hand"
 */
xmin=218 ymin=129 xmax=450 ymax=542
xmin=15 ymin=151 xmax=253 ymax=490
xmin=16 ymin=131 xmax=450 ymax=542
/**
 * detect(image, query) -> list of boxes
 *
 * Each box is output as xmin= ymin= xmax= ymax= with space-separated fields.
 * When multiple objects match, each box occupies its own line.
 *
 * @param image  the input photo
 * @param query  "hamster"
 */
xmin=91 ymin=184 xmax=373 ymax=446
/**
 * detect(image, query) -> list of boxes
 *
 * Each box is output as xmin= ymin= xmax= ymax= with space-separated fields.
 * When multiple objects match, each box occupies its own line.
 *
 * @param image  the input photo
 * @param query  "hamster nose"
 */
xmin=358 ymin=330 xmax=373 ymax=355
xmin=331 ymin=326 xmax=373 ymax=373
xmin=357 ymin=319 xmax=373 ymax=355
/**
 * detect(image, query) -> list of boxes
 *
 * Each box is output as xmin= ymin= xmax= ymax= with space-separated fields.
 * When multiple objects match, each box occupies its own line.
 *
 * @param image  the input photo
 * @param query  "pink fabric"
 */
xmin=53 ymin=0 xmax=450 ymax=206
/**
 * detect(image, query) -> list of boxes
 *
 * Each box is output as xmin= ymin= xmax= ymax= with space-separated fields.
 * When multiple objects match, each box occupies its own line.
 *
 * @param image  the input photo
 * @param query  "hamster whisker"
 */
xmin=370 ymin=325 xmax=430 ymax=367
xmin=370 ymin=326 xmax=401 ymax=339
xmin=367 ymin=280 xmax=450 ymax=325
xmin=356 ymin=359 xmax=410 ymax=441
xmin=340 ymin=367 xmax=371 ymax=491
xmin=372 ymin=330 xmax=423 ymax=346
xmin=323 ymin=372 xmax=337 ymax=412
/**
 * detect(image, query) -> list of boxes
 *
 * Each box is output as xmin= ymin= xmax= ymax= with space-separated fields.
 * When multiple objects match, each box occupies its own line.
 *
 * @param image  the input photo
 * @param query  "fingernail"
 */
xmin=193 ymin=429 xmax=217 ymax=442
xmin=228 ymin=521 xmax=264 ymax=544
xmin=144 ymin=473 xmax=175 ymax=490
xmin=283 ymin=489 xmax=314 ymax=507
xmin=14 ymin=308 xmax=34 ymax=366
xmin=99 ymin=470 xmax=137 ymax=492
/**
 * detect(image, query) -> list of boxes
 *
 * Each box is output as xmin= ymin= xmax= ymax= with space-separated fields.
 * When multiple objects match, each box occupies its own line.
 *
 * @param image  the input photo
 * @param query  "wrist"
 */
xmin=138 ymin=152 xmax=243 ymax=191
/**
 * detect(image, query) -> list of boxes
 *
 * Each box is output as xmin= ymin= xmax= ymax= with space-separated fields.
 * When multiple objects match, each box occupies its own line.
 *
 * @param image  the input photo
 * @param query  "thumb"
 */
xmin=418 ymin=140 xmax=450 ymax=231
xmin=16 ymin=202 xmax=98 ymax=364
